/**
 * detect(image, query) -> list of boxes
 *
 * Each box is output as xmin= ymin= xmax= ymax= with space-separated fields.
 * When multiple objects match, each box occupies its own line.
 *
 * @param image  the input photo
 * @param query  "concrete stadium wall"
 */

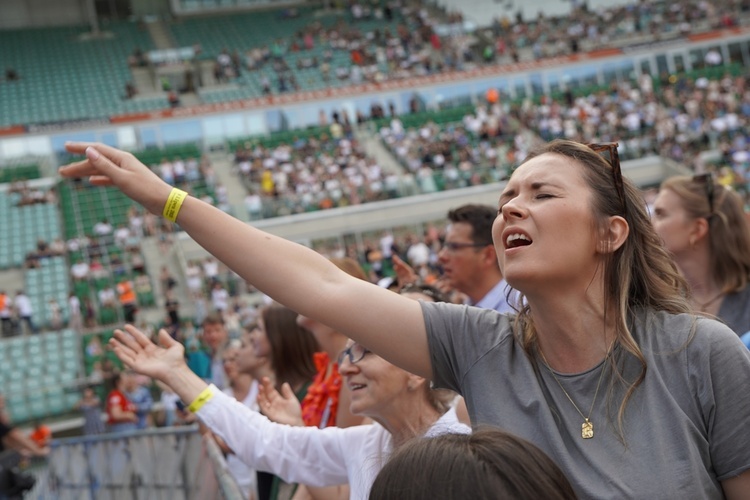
xmin=0 ymin=0 xmax=88 ymax=29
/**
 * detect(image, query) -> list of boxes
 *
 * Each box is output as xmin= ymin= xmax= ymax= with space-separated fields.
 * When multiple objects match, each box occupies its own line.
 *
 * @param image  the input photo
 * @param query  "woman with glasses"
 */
xmin=106 ymin=287 xmax=468 ymax=500
xmin=61 ymin=139 xmax=750 ymax=498
xmin=652 ymin=174 xmax=750 ymax=335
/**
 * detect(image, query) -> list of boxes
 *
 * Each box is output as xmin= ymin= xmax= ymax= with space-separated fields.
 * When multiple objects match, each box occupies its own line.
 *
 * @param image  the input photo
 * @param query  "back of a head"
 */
xmin=262 ymin=303 xmax=320 ymax=388
xmin=369 ymin=428 xmax=577 ymax=500
xmin=330 ymin=257 xmax=368 ymax=281
xmin=660 ymin=175 xmax=750 ymax=293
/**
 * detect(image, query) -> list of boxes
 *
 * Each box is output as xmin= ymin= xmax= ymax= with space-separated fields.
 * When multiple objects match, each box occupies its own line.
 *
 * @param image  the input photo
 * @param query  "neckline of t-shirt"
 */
xmin=539 ymin=343 xmax=621 ymax=379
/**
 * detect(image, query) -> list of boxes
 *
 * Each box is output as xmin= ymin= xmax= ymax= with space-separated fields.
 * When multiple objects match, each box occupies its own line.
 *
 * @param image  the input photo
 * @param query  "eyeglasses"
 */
xmin=337 ymin=343 xmax=370 ymax=366
xmin=587 ymin=142 xmax=625 ymax=211
xmin=441 ymin=241 xmax=488 ymax=253
xmin=692 ymin=173 xmax=715 ymax=216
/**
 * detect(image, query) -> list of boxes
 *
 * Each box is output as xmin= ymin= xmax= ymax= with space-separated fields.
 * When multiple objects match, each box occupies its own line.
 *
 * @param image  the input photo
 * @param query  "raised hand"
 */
xmin=110 ymin=326 xmax=186 ymax=382
xmin=58 ymin=143 xmax=171 ymax=216
xmin=257 ymin=377 xmax=304 ymax=427
xmin=392 ymin=254 xmax=418 ymax=288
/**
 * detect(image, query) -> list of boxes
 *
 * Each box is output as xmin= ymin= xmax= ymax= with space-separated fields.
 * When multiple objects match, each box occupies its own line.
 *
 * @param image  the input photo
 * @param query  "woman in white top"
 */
xmin=108 ymin=287 xmax=468 ymax=500
xmin=61 ymin=140 xmax=750 ymax=498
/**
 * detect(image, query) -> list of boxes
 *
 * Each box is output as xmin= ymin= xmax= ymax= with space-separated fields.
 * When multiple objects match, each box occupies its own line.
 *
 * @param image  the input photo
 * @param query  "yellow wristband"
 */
xmin=188 ymin=385 xmax=215 ymax=413
xmin=162 ymin=188 xmax=188 ymax=223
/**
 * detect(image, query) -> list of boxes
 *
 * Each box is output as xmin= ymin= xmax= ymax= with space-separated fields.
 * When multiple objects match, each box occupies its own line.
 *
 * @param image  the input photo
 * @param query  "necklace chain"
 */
xmin=538 ymin=345 xmax=613 ymax=439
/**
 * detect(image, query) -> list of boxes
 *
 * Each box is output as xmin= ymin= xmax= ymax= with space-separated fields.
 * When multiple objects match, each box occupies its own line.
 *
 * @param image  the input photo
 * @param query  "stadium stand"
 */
xmin=0 ymin=189 xmax=61 ymax=269
xmin=0 ymin=329 xmax=81 ymax=422
xmin=0 ymin=21 xmax=161 ymax=127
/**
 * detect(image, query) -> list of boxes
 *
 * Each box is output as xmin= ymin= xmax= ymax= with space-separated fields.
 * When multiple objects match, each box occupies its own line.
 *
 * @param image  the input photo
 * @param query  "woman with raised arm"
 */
xmin=106 ymin=287 xmax=468 ymax=500
xmin=61 ymin=140 xmax=750 ymax=499
xmin=651 ymin=174 xmax=750 ymax=335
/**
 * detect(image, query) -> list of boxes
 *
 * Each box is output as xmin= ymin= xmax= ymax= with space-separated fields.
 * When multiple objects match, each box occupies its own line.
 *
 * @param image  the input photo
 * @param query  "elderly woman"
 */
xmin=652 ymin=173 xmax=750 ymax=335
xmin=61 ymin=140 xmax=750 ymax=498
xmin=107 ymin=287 xmax=468 ymax=500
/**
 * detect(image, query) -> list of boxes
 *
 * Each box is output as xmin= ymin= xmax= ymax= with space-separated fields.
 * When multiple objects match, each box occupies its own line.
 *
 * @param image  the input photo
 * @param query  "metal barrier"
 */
xmin=27 ymin=426 xmax=243 ymax=500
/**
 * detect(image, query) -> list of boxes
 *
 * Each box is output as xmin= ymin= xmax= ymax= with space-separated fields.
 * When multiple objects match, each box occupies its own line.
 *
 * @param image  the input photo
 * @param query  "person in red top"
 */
xmin=106 ymin=372 xmax=138 ymax=433
xmin=298 ymin=258 xmax=367 ymax=430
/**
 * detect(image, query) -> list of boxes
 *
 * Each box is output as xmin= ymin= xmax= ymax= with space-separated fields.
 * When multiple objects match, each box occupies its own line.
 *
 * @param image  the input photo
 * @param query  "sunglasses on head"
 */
xmin=692 ymin=172 xmax=715 ymax=216
xmin=587 ymin=142 xmax=625 ymax=212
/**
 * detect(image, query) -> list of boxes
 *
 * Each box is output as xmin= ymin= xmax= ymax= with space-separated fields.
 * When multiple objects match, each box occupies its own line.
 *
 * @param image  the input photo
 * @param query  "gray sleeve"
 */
xmin=689 ymin=318 xmax=750 ymax=480
xmin=420 ymin=301 xmax=513 ymax=393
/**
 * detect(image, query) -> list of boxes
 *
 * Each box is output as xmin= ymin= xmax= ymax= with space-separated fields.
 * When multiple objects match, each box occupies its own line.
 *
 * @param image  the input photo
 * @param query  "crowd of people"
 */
xmin=37 ymin=136 xmax=748 ymax=499
xmin=481 ymin=0 xmax=745 ymax=65
xmin=190 ymin=0 xmax=750 ymax=99
xmin=380 ymin=104 xmax=534 ymax=191
xmin=233 ymin=129 xmax=395 ymax=217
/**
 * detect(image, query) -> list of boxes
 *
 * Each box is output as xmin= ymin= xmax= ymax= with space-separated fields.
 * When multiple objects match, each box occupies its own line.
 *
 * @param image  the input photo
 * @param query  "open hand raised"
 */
xmin=257 ymin=377 xmax=304 ymax=427
xmin=110 ymin=325 xmax=186 ymax=382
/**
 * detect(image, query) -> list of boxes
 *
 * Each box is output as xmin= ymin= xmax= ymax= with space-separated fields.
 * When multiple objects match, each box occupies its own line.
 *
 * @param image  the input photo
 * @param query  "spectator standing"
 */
xmin=0 ymin=290 xmax=12 ymax=337
xmin=438 ymin=205 xmax=514 ymax=312
xmin=165 ymin=290 xmax=180 ymax=333
xmin=106 ymin=372 xmax=138 ymax=433
xmin=14 ymin=290 xmax=35 ymax=334
xmin=77 ymin=387 xmax=105 ymax=435
xmin=201 ymin=314 xmax=229 ymax=390
xmin=211 ymin=282 xmax=230 ymax=313
xmin=220 ymin=341 xmax=259 ymax=500
xmin=47 ymin=298 xmax=62 ymax=330
xmin=68 ymin=293 xmax=82 ymax=333
xmin=117 ymin=277 xmax=138 ymax=324
xmin=203 ymin=257 xmax=219 ymax=284
xmin=126 ymin=372 xmax=154 ymax=430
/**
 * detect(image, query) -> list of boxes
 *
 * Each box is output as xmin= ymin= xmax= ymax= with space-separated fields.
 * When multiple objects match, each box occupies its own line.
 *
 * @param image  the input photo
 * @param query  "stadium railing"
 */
xmin=29 ymin=426 xmax=243 ymax=499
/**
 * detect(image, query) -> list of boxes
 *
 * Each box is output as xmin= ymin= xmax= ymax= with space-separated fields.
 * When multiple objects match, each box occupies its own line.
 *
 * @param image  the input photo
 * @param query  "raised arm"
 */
xmin=60 ymin=143 xmax=432 ymax=378
xmin=110 ymin=325 xmax=359 ymax=487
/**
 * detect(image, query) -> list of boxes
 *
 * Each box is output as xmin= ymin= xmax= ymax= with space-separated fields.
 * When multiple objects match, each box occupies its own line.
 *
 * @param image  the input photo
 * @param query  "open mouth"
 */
xmin=350 ymin=383 xmax=366 ymax=391
xmin=505 ymin=233 xmax=532 ymax=249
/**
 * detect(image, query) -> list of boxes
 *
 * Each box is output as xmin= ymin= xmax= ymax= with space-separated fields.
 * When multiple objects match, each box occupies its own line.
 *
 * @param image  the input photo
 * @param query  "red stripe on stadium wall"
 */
xmin=0 ymin=125 xmax=26 ymax=136
xmin=689 ymin=32 xmax=724 ymax=41
xmin=580 ymin=48 xmax=624 ymax=59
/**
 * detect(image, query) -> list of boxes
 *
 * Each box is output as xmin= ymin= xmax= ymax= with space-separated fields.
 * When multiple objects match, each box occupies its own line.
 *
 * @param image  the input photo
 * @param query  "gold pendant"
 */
xmin=582 ymin=419 xmax=594 ymax=439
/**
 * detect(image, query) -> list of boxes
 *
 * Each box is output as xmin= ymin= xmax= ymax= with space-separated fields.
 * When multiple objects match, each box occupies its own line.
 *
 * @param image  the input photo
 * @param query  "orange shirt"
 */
xmin=117 ymin=281 xmax=136 ymax=305
xmin=301 ymin=352 xmax=341 ymax=429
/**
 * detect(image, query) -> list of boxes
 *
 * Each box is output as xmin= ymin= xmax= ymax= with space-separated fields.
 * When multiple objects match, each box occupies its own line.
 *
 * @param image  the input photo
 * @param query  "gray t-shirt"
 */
xmin=422 ymin=302 xmax=750 ymax=499
xmin=718 ymin=284 xmax=750 ymax=336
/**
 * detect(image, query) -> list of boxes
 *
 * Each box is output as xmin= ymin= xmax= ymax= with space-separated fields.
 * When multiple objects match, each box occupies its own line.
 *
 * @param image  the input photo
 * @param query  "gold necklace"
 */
xmin=538 ymin=346 xmax=612 ymax=439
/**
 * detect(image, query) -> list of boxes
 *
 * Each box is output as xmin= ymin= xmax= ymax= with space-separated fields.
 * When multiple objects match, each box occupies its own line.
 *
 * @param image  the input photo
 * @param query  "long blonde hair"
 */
xmin=512 ymin=140 xmax=691 ymax=439
xmin=660 ymin=175 xmax=750 ymax=294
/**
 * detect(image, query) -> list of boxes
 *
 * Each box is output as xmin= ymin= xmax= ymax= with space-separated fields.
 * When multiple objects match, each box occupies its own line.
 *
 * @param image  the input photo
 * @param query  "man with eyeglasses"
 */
xmin=437 ymin=204 xmax=514 ymax=313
